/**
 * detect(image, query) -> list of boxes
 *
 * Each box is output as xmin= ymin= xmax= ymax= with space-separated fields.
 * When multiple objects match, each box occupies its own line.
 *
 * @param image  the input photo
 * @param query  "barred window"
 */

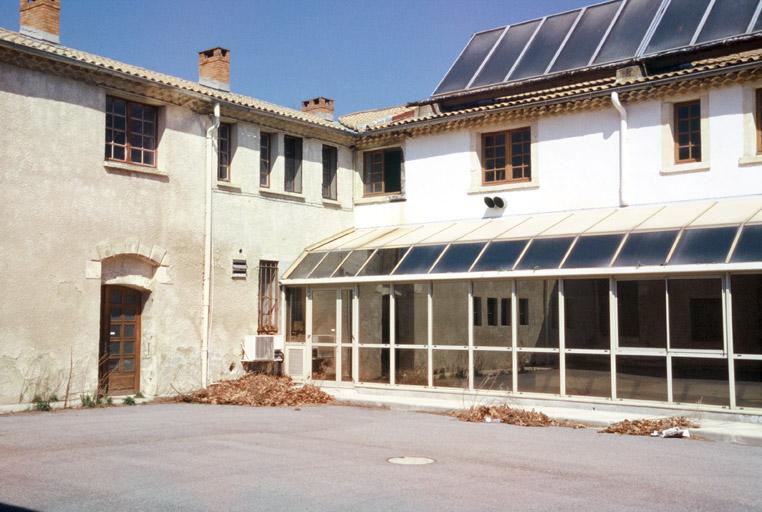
xmin=106 ymin=96 xmax=157 ymax=167
xmin=258 ymin=261 xmax=279 ymax=334
xmin=481 ymin=127 xmax=531 ymax=184
xmin=218 ymin=123 xmax=232 ymax=181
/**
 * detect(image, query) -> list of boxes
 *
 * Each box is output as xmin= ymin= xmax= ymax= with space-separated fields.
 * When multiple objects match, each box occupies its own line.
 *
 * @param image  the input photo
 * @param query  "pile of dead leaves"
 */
xmin=452 ymin=405 xmax=586 ymax=429
xmin=600 ymin=416 xmax=699 ymax=436
xmin=177 ymin=374 xmax=333 ymax=407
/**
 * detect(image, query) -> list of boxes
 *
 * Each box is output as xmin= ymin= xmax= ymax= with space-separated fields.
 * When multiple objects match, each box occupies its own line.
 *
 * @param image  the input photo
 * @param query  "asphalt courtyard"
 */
xmin=1 ymin=403 xmax=760 ymax=512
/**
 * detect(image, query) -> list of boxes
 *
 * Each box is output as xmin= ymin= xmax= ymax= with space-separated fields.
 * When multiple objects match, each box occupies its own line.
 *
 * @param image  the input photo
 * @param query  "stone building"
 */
xmin=1 ymin=0 xmax=762 ymax=417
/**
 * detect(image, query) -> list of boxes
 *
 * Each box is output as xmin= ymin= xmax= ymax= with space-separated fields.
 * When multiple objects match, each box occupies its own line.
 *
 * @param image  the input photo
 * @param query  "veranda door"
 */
xmin=100 ymin=286 xmax=142 ymax=394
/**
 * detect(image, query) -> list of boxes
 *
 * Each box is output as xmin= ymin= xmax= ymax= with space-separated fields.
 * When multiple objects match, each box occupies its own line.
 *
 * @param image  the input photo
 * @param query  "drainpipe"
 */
xmin=201 ymin=102 xmax=220 ymax=388
xmin=611 ymin=92 xmax=627 ymax=207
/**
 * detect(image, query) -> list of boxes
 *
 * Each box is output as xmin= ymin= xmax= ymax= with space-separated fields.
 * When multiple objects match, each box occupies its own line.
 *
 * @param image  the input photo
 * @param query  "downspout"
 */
xmin=201 ymin=102 xmax=220 ymax=388
xmin=611 ymin=92 xmax=627 ymax=207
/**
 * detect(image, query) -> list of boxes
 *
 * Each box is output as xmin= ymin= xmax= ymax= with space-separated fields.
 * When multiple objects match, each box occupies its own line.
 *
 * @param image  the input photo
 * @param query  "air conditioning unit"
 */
xmin=242 ymin=335 xmax=283 ymax=361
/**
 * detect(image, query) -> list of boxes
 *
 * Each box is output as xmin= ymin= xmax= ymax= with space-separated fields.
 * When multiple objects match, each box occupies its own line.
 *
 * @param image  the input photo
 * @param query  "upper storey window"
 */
xmin=284 ymin=135 xmax=303 ymax=194
xmin=322 ymin=145 xmax=338 ymax=200
xmin=674 ymin=100 xmax=701 ymax=163
xmin=363 ymin=148 xmax=402 ymax=196
xmin=218 ymin=123 xmax=232 ymax=181
xmin=105 ymin=96 xmax=157 ymax=167
xmin=260 ymin=132 xmax=272 ymax=188
xmin=481 ymin=127 xmax=531 ymax=184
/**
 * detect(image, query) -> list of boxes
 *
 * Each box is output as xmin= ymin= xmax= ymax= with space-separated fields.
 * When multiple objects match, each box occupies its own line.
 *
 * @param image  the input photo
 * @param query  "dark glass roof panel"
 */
xmin=755 ymin=6 xmax=762 ymax=31
xmin=470 ymin=21 xmax=540 ymax=88
xmin=431 ymin=243 xmax=485 ymax=273
xmin=595 ymin=0 xmax=663 ymax=64
xmin=433 ymin=28 xmax=503 ymax=95
xmin=696 ymin=0 xmax=758 ymax=44
xmin=669 ymin=226 xmax=738 ymax=265
xmin=550 ymin=1 xmax=623 ymax=73
xmin=289 ymin=252 xmax=326 ymax=279
xmin=358 ymin=248 xmax=409 ymax=276
xmin=333 ymin=250 xmax=374 ymax=277
xmin=731 ymin=224 xmax=762 ymax=263
xmin=614 ymin=230 xmax=677 ymax=267
xmin=472 ymin=240 xmax=528 ymax=272
xmin=394 ymin=245 xmax=446 ymax=275
xmin=563 ymin=234 xmax=623 ymax=268
xmin=515 ymin=237 xmax=574 ymax=270
xmin=509 ymin=11 xmax=579 ymax=81
xmin=646 ymin=0 xmax=712 ymax=54
xmin=310 ymin=251 xmax=349 ymax=278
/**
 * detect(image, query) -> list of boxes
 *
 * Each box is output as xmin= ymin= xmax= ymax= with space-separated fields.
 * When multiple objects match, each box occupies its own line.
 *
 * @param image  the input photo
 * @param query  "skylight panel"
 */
xmin=669 ymin=227 xmax=738 ymax=265
xmin=563 ymin=234 xmax=623 ymax=268
xmin=289 ymin=252 xmax=326 ymax=279
xmin=358 ymin=248 xmax=409 ymax=276
xmin=431 ymin=243 xmax=485 ymax=273
xmin=471 ymin=240 xmax=528 ymax=272
xmin=309 ymin=251 xmax=349 ymax=278
xmin=433 ymin=28 xmax=504 ymax=95
xmin=614 ymin=230 xmax=677 ymax=267
xmin=550 ymin=1 xmax=623 ymax=73
xmin=393 ymin=245 xmax=446 ymax=275
xmin=594 ymin=0 xmax=663 ymax=64
xmin=730 ymin=224 xmax=762 ymax=263
xmin=515 ymin=237 xmax=574 ymax=270
xmin=333 ymin=250 xmax=375 ymax=277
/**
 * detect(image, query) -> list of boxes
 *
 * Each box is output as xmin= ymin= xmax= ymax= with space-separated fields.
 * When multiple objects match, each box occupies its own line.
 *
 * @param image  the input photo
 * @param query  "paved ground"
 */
xmin=0 ymin=404 xmax=760 ymax=512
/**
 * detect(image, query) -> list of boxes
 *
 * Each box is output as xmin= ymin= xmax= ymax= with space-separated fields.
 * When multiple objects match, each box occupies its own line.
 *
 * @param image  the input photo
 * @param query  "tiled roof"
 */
xmin=358 ymin=48 xmax=762 ymax=134
xmin=0 ymin=28 xmax=353 ymax=133
xmin=339 ymin=105 xmax=416 ymax=130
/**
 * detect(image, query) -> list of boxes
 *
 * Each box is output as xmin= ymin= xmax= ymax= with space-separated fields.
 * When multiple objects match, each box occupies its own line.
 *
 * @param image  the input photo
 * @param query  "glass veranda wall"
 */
xmin=285 ymin=273 xmax=762 ymax=412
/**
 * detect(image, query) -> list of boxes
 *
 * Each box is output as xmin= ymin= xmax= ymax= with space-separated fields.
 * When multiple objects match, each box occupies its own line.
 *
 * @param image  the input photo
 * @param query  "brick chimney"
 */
xmin=19 ymin=0 xmax=60 ymax=44
xmin=301 ymin=97 xmax=334 ymax=121
xmin=198 ymin=47 xmax=230 ymax=91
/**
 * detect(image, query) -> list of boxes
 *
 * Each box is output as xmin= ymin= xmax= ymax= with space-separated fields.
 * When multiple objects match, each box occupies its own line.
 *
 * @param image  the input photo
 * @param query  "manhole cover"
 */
xmin=387 ymin=456 xmax=435 ymax=465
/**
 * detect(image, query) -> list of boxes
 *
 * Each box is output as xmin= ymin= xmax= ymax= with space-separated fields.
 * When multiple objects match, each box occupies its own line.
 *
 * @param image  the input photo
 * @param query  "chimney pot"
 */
xmin=19 ymin=0 xmax=60 ymax=44
xmin=198 ymin=47 xmax=230 ymax=91
xmin=301 ymin=96 xmax=334 ymax=121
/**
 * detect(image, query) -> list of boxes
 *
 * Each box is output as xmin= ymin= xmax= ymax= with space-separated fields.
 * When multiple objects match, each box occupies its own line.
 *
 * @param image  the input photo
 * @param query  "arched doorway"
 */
xmin=99 ymin=286 xmax=143 ymax=394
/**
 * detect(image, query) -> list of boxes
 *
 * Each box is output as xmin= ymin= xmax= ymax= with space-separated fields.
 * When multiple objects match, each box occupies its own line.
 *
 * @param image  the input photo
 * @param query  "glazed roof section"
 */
xmin=0 ymin=27 xmax=352 ymax=133
xmin=284 ymin=196 xmax=762 ymax=280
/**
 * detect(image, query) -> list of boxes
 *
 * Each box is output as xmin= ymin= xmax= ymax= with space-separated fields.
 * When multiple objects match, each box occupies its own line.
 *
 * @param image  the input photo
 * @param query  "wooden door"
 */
xmin=100 ymin=286 xmax=142 ymax=394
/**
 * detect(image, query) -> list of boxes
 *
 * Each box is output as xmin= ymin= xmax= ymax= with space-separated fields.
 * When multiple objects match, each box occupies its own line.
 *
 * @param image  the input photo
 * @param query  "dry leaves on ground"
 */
xmin=177 ymin=374 xmax=333 ymax=407
xmin=600 ymin=417 xmax=699 ymax=436
xmin=452 ymin=405 xmax=587 ymax=428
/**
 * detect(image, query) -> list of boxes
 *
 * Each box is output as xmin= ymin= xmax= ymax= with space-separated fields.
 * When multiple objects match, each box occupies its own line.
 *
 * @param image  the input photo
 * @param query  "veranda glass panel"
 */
xmin=473 ymin=281 xmax=512 ymax=347
xmin=358 ymin=248 xmax=408 ymax=276
xmin=517 ymin=353 xmax=560 ymax=394
xmin=731 ymin=224 xmax=762 ymax=263
xmin=359 ymin=348 xmax=389 ymax=384
xmin=432 ymin=350 xmax=468 ymax=388
xmin=394 ymin=245 xmax=445 ymax=275
xmin=310 ymin=252 xmax=348 ymax=278
xmin=341 ymin=347 xmax=353 ymax=382
xmin=735 ymin=360 xmax=762 ymax=409
xmin=614 ymin=230 xmax=677 ymax=267
xmin=395 ymin=348 xmax=428 ymax=386
xmin=289 ymin=253 xmax=324 ymax=279
xmin=669 ymin=227 xmax=737 ymax=265
xmin=516 ymin=280 xmax=559 ymax=348
xmin=431 ymin=243 xmax=485 ymax=273
xmin=515 ymin=238 xmax=573 ymax=270
xmin=731 ymin=274 xmax=762 ymax=354
xmin=668 ymin=279 xmax=723 ymax=350
xmin=563 ymin=235 xmax=622 ymax=268
xmin=471 ymin=240 xmax=527 ymax=272
xmin=312 ymin=346 xmax=336 ymax=381
xmin=395 ymin=284 xmax=428 ymax=345
xmin=672 ymin=357 xmax=729 ymax=406
xmin=286 ymin=288 xmax=306 ymax=342
xmin=616 ymin=356 xmax=668 ymax=402
xmin=565 ymin=353 xmax=611 ymax=398
xmin=334 ymin=250 xmax=374 ymax=277
xmin=564 ymin=279 xmax=610 ymax=349
xmin=474 ymin=351 xmax=512 ymax=391
xmin=358 ymin=284 xmax=390 ymax=344
xmin=311 ymin=289 xmax=336 ymax=344
xmin=432 ymin=282 xmax=469 ymax=346
xmin=617 ymin=280 xmax=667 ymax=348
